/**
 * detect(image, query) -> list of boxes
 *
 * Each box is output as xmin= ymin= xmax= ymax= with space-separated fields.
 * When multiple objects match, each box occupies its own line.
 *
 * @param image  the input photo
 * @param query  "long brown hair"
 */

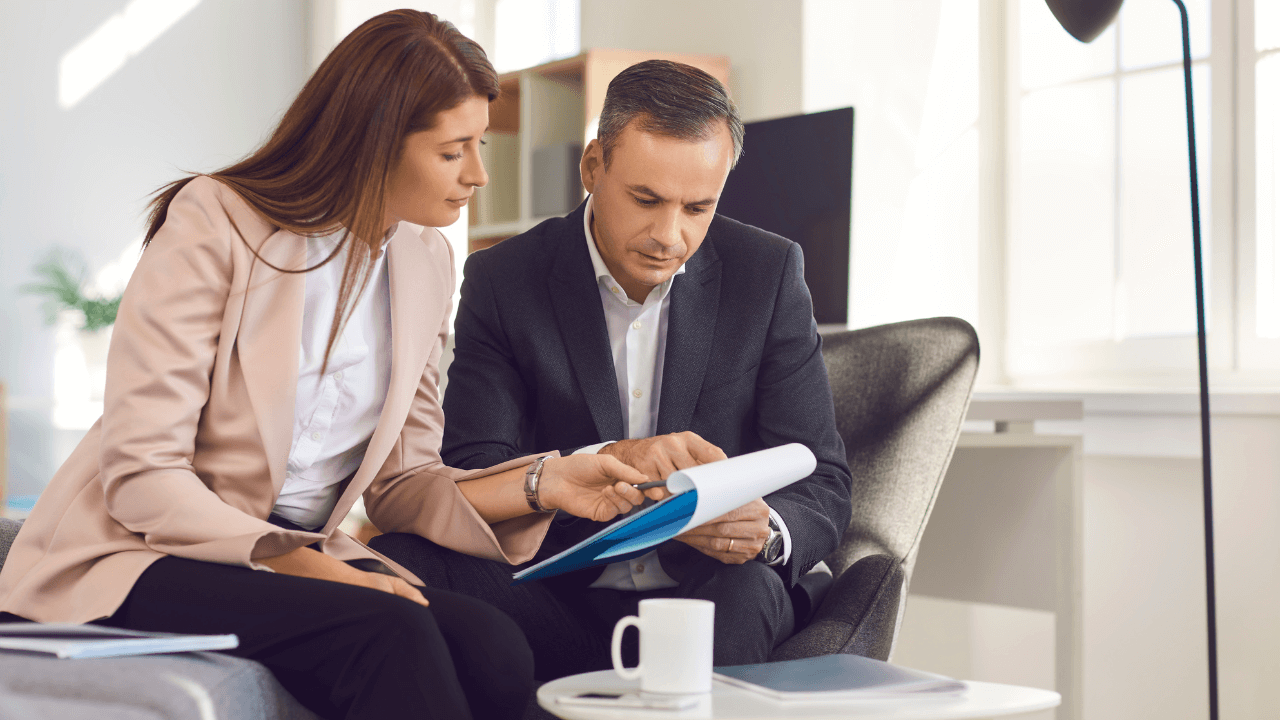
xmin=144 ymin=10 xmax=498 ymax=366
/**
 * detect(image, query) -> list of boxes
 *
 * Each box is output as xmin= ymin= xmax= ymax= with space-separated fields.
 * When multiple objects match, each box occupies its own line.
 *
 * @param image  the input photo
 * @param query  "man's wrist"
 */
xmin=762 ymin=506 xmax=792 ymax=566
xmin=574 ymin=441 xmax=615 ymax=456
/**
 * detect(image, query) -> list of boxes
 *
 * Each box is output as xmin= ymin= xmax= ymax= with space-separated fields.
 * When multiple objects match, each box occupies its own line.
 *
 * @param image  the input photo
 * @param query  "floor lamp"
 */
xmin=1042 ymin=1 xmax=1218 ymax=718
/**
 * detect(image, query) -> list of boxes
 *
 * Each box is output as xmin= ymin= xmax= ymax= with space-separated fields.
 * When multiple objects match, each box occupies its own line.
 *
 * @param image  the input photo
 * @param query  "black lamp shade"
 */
xmin=1045 ymin=0 xmax=1124 ymax=43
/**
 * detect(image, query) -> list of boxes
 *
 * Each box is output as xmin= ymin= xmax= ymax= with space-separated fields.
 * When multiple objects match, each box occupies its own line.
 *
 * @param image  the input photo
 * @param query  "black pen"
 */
xmin=634 ymin=480 xmax=667 ymax=491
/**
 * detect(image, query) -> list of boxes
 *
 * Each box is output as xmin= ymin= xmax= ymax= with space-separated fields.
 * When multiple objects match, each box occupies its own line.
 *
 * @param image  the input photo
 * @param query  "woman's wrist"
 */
xmin=522 ymin=453 xmax=558 ymax=509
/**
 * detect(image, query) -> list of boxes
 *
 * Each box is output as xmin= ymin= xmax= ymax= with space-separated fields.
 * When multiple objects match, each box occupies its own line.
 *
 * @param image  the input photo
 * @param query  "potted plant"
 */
xmin=22 ymin=250 xmax=123 ymax=401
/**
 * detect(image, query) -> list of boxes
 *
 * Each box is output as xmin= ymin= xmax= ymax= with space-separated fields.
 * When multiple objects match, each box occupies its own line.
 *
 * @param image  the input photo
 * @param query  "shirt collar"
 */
xmin=582 ymin=195 xmax=686 ymax=299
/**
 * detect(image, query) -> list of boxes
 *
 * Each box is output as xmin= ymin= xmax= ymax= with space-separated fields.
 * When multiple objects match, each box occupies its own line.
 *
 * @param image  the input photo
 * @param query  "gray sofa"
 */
xmin=0 ymin=517 xmax=319 ymax=720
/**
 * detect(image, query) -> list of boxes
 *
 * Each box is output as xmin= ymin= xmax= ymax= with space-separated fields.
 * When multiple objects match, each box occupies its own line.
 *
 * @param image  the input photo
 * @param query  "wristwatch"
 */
xmin=523 ymin=456 xmax=555 ymax=513
xmin=758 ymin=515 xmax=784 ymax=566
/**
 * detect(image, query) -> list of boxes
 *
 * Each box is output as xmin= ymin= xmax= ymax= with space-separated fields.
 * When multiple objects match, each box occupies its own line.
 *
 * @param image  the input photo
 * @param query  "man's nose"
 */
xmin=651 ymin=208 xmax=683 ymax=253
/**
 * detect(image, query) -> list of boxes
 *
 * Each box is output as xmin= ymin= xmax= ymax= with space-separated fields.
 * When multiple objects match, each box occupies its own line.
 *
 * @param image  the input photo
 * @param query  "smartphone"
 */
xmin=556 ymin=691 xmax=700 ymax=710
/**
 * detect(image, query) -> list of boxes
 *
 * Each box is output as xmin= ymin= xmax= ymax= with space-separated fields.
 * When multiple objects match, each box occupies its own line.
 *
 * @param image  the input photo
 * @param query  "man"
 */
xmin=372 ymin=60 xmax=852 ymax=680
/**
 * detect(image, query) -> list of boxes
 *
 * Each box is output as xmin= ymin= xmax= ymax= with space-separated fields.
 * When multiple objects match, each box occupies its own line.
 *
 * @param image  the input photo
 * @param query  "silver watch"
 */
xmin=523 ymin=456 xmax=554 ymax=513
xmin=759 ymin=515 xmax=784 ymax=565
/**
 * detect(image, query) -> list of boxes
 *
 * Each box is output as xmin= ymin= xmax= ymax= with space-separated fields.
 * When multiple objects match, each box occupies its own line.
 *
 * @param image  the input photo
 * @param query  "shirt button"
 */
xmin=635 ymin=563 xmax=646 ymax=573
xmin=311 ymin=432 xmax=322 ymax=441
xmin=333 ymin=371 xmax=344 ymax=381
xmin=632 ymin=320 xmax=642 ymax=330
xmin=611 ymin=286 xmax=620 ymax=294
xmin=633 ymin=389 xmax=643 ymax=398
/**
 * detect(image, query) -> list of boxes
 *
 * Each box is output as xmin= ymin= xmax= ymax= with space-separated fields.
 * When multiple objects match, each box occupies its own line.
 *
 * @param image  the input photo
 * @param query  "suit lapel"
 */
xmin=550 ymin=207 xmax=625 ymax=442
xmin=657 ymin=238 xmax=721 ymax=435
xmin=322 ymin=226 xmax=437 ymax=534
xmin=236 ymin=229 xmax=307 ymax=498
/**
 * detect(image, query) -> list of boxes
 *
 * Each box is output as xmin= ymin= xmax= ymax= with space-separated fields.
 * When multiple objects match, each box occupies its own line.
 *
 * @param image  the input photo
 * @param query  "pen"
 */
xmin=634 ymin=480 xmax=667 ymax=491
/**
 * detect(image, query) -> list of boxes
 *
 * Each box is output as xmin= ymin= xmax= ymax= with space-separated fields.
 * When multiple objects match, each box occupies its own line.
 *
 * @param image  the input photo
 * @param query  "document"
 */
xmin=713 ymin=654 xmax=965 ymax=701
xmin=0 ymin=623 xmax=239 ymax=659
xmin=512 ymin=443 xmax=816 ymax=584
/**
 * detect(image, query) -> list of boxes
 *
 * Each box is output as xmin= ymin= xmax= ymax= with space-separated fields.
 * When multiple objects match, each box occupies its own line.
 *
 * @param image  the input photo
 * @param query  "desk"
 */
xmin=538 ymin=670 xmax=1061 ymax=719
xmin=906 ymin=398 xmax=1083 ymax=720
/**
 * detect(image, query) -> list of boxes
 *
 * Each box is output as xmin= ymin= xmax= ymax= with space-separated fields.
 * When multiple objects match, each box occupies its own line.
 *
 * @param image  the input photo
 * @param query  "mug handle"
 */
xmin=611 ymin=615 xmax=643 ymax=680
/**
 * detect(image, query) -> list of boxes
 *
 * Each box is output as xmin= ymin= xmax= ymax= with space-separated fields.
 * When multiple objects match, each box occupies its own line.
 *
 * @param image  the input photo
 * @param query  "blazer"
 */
xmin=440 ymin=201 xmax=853 ymax=587
xmin=0 ymin=177 xmax=554 ymax=623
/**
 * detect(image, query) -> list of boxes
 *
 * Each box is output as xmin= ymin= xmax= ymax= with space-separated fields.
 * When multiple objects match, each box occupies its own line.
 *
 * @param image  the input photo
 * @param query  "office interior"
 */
xmin=0 ymin=1 xmax=1276 ymax=719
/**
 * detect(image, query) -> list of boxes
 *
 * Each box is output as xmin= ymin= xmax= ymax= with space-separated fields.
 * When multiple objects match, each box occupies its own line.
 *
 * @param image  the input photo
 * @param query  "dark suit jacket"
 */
xmin=441 ymin=201 xmax=853 ymax=586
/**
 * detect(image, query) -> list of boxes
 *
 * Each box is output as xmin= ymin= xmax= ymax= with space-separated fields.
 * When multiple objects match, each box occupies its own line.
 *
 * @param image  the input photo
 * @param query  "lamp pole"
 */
xmin=1170 ymin=1 xmax=1219 ymax=717
xmin=1042 ymin=1 xmax=1217 ymax=717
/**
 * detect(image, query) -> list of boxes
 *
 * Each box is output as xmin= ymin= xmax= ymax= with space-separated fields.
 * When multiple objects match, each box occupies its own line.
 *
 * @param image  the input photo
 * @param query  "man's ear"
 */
xmin=580 ymin=139 xmax=603 ymax=194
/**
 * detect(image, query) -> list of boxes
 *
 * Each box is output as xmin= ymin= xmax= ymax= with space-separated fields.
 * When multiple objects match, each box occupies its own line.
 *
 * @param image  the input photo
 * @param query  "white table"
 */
xmin=538 ymin=670 xmax=1061 ymax=720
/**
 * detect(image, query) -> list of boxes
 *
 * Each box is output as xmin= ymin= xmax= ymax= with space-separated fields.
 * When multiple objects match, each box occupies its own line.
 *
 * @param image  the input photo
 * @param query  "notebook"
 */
xmin=713 ymin=654 xmax=965 ymax=702
xmin=0 ymin=623 xmax=239 ymax=659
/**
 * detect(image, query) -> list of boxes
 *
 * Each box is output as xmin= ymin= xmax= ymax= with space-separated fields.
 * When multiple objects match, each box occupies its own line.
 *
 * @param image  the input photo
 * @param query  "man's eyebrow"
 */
xmin=627 ymin=184 xmax=716 ymax=206
xmin=628 ymin=184 xmax=665 ymax=200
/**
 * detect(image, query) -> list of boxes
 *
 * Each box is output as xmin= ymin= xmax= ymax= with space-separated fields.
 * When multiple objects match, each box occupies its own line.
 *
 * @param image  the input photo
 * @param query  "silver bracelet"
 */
xmin=524 ymin=456 xmax=554 ymax=513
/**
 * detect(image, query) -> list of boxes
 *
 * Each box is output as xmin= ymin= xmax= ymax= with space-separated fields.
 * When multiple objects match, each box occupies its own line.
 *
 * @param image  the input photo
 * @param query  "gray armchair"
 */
xmin=771 ymin=316 xmax=980 ymax=662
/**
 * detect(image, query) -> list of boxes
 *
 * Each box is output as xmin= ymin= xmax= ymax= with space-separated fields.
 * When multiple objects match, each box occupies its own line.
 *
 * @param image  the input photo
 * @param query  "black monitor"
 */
xmin=716 ymin=107 xmax=853 ymax=326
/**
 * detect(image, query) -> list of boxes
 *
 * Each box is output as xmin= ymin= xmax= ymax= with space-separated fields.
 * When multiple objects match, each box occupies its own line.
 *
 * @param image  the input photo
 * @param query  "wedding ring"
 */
xmin=728 ymin=538 xmax=735 ymax=552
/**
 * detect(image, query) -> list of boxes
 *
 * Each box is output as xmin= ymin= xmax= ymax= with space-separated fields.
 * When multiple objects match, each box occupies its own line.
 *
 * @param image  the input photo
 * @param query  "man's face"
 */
xmin=580 ymin=120 xmax=735 ymax=302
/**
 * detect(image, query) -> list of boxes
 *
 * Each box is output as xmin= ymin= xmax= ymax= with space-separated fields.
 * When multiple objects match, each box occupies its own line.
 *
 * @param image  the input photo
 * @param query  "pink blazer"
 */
xmin=0 ymin=176 xmax=554 ymax=622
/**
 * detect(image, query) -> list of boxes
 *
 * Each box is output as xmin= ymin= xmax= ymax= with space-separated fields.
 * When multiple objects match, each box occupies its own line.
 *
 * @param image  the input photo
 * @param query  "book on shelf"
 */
xmin=512 ymin=443 xmax=817 ymax=584
xmin=0 ymin=622 xmax=239 ymax=660
xmin=713 ymin=654 xmax=966 ymax=702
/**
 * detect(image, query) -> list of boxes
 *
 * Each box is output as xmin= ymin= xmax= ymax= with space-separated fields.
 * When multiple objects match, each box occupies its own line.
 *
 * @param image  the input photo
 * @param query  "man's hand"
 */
xmin=600 ymin=432 xmax=727 ymax=500
xmin=675 ymin=498 xmax=771 ymax=565
xmin=537 ymin=454 xmax=650 ymax=522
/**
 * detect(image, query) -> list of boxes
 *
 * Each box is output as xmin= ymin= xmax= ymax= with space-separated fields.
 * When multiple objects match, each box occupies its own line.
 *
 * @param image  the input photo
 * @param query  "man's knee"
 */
xmin=685 ymin=561 xmax=794 ymax=664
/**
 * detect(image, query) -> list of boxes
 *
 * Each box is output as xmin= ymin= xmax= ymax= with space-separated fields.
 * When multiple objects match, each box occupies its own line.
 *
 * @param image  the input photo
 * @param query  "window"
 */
xmin=1007 ymin=0 xmax=1217 ymax=384
xmin=1255 ymin=0 xmax=1280 ymax=338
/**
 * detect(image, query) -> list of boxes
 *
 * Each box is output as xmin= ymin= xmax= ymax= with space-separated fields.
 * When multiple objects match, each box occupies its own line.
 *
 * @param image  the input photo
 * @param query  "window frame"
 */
xmin=998 ymin=0 xmax=1280 ymax=389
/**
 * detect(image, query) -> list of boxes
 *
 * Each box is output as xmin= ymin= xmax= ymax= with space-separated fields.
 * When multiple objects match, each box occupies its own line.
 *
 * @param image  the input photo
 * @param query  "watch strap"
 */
xmin=524 ymin=456 xmax=554 ymax=513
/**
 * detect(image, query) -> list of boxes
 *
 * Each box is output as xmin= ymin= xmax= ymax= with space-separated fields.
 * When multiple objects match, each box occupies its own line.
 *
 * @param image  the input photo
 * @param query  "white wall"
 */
xmin=579 ymin=0 xmax=804 ymax=123
xmin=0 ymin=0 xmax=308 ymax=496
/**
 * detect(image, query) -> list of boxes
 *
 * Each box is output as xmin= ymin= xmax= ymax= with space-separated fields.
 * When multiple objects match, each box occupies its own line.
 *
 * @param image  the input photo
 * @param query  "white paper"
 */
xmin=667 ymin=442 xmax=817 ymax=532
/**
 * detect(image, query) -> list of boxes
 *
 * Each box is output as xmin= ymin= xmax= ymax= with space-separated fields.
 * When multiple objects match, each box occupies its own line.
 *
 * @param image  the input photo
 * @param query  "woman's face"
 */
xmin=384 ymin=95 xmax=490 ymax=230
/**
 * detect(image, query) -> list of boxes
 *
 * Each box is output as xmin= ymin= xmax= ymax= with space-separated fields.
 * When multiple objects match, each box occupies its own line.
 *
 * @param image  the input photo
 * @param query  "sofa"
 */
xmin=0 ymin=517 xmax=320 ymax=720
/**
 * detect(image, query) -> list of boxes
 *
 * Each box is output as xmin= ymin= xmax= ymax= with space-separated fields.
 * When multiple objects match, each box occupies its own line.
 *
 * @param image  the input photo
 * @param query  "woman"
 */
xmin=0 ymin=10 xmax=651 ymax=720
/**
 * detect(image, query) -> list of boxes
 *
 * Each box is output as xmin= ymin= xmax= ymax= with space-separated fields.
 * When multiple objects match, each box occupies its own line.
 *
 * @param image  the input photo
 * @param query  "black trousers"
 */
xmin=82 ymin=556 xmax=534 ymax=720
xmin=369 ymin=533 xmax=795 ymax=682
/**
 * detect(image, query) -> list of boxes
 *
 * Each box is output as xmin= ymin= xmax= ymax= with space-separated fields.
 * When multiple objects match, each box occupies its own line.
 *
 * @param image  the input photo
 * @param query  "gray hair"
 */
xmin=597 ymin=60 xmax=744 ymax=168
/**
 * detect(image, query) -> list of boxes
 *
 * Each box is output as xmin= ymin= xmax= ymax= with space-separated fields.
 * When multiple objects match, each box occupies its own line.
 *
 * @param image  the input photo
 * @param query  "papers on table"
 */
xmin=0 ymin=622 xmax=239 ymax=659
xmin=713 ymin=654 xmax=965 ymax=702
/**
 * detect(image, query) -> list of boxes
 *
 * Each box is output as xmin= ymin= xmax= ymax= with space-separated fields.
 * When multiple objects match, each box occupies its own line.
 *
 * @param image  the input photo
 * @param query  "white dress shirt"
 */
xmin=271 ymin=229 xmax=393 ymax=530
xmin=575 ymin=197 xmax=791 ymax=591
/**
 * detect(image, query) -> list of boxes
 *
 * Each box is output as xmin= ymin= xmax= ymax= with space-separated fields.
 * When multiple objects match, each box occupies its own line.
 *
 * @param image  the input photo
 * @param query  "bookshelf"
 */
xmin=468 ymin=49 xmax=731 ymax=253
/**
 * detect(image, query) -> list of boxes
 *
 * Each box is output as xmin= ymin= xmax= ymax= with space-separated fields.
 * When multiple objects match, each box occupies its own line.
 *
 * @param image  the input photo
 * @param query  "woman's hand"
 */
xmin=537 ymin=454 xmax=650 ymax=522
xmin=259 ymin=546 xmax=428 ymax=607
xmin=356 ymin=571 xmax=431 ymax=608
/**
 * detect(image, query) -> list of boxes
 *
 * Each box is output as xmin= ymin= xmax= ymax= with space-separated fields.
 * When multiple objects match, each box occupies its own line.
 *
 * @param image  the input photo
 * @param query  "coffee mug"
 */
xmin=611 ymin=598 xmax=715 ymax=695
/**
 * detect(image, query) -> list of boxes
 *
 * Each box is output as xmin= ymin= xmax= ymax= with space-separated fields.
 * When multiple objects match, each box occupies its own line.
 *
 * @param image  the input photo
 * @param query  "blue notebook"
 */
xmin=713 ymin=654 xmax=965 ymax=701
xmin=512 ymin=444 xmax=816 ymax=584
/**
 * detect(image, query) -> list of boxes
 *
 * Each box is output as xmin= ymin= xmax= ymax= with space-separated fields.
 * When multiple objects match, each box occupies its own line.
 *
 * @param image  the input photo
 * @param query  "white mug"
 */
xmin=611 ymin=598 xmax=715 ymax=695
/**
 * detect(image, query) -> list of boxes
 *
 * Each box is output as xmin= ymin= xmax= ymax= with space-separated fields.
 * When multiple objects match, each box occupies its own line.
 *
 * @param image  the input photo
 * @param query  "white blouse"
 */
xmin=271 ymin=229 xmax=393 ymax=529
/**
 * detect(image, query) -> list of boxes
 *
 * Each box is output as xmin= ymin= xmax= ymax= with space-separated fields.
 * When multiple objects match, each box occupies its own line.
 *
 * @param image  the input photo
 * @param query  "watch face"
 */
xmin=763 ymin=533 xmax=783 ymax=563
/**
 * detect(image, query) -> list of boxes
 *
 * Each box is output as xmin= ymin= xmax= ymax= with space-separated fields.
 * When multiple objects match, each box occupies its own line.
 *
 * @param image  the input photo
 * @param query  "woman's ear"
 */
xmin=580 ymin=139 xmax=603 ymax=194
